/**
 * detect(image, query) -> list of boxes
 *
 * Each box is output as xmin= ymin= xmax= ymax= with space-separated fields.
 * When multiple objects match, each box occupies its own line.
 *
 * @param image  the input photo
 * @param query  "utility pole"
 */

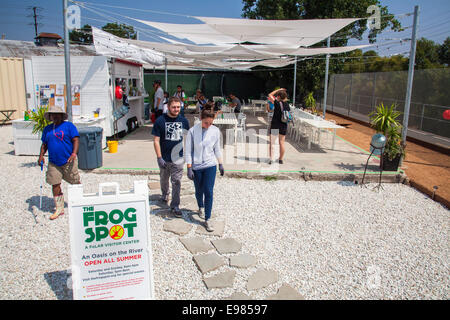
xmin=401 ymin=5 xmax=419 ymax=145
xmin=63 ymin=0 xmax=72 ymax=121
xmin=33 ymin=7 xmax=38 ymax=38
xmin=27 ymin=6 xmax=43 ymax=40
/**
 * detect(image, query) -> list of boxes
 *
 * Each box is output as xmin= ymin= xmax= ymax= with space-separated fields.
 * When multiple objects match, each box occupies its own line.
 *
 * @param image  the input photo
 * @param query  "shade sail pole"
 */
xmin=292 ymin=55 xmax=297 ymax=106
xmin=322 ymin=36 xmax=331 ymax=119
xmin=402 ymin=5 xmax=419 ymax=144
xmin=63 ymin=0 xmax=72 ymax=122
xmin=164 ymin=56 xmax=168 ymax=91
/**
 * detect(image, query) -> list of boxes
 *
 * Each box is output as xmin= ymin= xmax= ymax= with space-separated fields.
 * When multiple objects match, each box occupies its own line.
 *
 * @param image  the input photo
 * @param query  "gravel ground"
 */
xmin=0 ymin=125 xmax=448 ymax=300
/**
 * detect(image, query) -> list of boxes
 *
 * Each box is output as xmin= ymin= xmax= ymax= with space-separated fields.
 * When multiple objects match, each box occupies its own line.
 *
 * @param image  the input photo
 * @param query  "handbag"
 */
xmin=280 ymin=102 xmax=292 ymax=123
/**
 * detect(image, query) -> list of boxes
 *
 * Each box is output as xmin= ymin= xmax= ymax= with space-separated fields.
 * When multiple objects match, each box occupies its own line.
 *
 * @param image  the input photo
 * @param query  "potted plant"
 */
xmin=304 ymin=92 xmax=318 ymax=115
xmin=29 ymin=106 xmax=52 ymax=134
xmin=369 ymin=102 xmax=406 ymax=171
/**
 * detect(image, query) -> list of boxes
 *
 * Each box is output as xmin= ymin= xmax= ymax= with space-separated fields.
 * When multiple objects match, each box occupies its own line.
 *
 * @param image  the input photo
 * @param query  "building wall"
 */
xmin=0 ymin=57 xmax=27 ymax=120
xmin=31 ymin=55 xmax=114 ymax=136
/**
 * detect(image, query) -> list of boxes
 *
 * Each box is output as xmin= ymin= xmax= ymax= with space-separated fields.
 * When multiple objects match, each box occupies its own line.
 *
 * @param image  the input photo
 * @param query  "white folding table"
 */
xmin=251 ymin=100 xmax=267 ymax=116
xmin=298 ymin=118 xmax=344 ymax=150
xmin=213 ymin=113 xmax=238 ymax=143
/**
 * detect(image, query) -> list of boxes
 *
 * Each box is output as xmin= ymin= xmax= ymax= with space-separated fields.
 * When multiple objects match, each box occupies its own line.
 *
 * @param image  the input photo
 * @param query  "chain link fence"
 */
xmin=326 ymin=68 xmax=450 ymax=139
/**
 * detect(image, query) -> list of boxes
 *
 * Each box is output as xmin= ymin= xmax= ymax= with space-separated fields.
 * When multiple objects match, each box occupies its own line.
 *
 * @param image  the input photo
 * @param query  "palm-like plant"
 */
xmin=368 ymin=103 xmax=401 ymax=136
xmin=369 ymin=103 xmax=405 ymax=161
xmin=304 ymin=92 xmax=317 ymax=114
xmin=29 ymin=106 xmax=52 ymax=134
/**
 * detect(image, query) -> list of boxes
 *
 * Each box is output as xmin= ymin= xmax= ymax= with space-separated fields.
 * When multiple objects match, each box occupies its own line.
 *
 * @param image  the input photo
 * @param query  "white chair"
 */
xmin=235 ymin=113 xmax=246 ymax=142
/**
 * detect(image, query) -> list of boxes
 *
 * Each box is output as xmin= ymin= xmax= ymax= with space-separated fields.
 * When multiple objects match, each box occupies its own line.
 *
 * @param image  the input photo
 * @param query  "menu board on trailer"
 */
xmin=36 ymin=84 xmax=81 ymax=115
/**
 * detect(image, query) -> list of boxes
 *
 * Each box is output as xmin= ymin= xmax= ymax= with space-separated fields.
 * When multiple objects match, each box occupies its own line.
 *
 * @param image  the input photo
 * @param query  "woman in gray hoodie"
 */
xmin=185 ymin=107 xmax=224 ymax=232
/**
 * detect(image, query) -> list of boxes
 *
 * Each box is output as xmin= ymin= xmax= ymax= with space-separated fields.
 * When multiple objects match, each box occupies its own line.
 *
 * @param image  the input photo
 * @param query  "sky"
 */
xmin=0 ymin=0 xmax=449 ymax=57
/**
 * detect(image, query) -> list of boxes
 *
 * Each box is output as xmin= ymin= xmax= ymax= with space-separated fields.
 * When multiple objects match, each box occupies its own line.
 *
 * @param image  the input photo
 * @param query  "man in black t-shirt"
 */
xmin=152 ymin=97 xmax=190 ymax=216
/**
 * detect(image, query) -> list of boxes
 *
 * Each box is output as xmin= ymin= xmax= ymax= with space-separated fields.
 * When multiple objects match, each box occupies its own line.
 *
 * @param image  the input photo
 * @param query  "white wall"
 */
xmin=31 ymin=56 xmax=114 ymax=136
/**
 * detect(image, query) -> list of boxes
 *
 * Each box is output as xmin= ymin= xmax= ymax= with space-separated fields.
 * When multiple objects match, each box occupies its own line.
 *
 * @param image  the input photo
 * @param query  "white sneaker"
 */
xmin=198 ymin=207 xmax=205 ymax=219
xmin=205 ymin=220 xmax=214 ymax=232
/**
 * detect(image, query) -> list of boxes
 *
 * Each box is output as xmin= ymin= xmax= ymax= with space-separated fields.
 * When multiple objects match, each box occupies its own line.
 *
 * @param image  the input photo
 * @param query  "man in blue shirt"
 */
xmin=38 ymin=106 xmax=80 ymax=220
xmin=152 ymin=96 xmax=190 ymax=217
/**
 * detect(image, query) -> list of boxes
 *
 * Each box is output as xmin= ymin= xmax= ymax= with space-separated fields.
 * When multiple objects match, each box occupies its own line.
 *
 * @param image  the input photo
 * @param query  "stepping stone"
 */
xmin=211 ymin=238 xmax=242 ymax=254
xmin=195 ymin=220 xmax=225 ymax=237
xmin=180 ymin=237 xmax=214 ymax=254
xmin=148 ymin=182 xmax=160 ymax=190
xmin=162 ymin=219 xmax=192 ymax=236
xmin=203 ymin=270 xmax=236 ymax=289
xmin=180 ymin=189 xmax=195 ymax=197
xmin=266 ymin=283 xmax=305 ymax=300
xmin=180 ymin=196 xmax=198 ymax=211
xmin=229 ymin=253 xmax=257 ymax=268
xmin=246 ymin=269 xmax=278 ymax=291
xmin=225 ymin=292 xmax=253 ymax=300
xmin=193 ymin=253 xmax=226 ymax=274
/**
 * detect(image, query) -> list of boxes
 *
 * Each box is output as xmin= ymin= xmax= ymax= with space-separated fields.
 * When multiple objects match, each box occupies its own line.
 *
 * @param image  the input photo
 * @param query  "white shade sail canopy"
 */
xmin=136 ymin=16 xmax=359 ymax=47
xmin=92 ymin=16 xmax=370 ymax=70
xmin=92 ymin=27 xmax=165 ymax=65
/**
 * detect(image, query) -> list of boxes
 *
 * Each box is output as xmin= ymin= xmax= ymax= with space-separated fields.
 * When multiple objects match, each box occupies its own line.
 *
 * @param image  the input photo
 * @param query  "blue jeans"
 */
xmin=193 ymin=165 xmax=216 ymax=220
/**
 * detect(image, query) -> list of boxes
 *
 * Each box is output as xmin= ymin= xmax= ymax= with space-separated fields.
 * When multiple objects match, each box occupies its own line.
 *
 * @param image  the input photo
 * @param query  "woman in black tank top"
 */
xmin=268 ymin=88 xmax=290 ymax=164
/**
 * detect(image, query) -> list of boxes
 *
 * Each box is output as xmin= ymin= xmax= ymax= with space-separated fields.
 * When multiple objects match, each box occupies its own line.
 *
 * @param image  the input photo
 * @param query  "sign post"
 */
xmin=68 ymin=181 xmax=154 ymax=300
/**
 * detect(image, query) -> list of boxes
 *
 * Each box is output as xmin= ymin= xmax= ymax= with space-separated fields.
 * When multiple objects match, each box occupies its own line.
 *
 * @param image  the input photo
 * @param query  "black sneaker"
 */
xmin=278 ymin=159 xmax=283 ymax=164
xmin=171 ymin=207 xmax=182 ymax=217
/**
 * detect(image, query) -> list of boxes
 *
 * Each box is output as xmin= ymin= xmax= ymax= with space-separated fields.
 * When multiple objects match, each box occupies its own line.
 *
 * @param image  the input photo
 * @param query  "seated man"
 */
xmin=228 ymin=93 xmax=242 ymax=113
xmin=196 ymin=94 xmax=208 ymax=113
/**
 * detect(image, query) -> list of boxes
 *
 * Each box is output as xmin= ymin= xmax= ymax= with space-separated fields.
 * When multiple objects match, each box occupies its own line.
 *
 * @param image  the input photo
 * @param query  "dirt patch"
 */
xmin=325 ymin=112 xmax=450 ymax=209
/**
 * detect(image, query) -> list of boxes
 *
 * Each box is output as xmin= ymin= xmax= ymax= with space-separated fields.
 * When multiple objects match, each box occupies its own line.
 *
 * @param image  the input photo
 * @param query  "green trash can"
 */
xmin=78 ymin=126 xmax=103 ymax=170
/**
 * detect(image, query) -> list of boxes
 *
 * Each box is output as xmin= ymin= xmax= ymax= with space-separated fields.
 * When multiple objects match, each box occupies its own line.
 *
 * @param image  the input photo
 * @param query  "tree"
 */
xmin=415 ymin=37 xmax=441 ymax=69
xmin=438 ymin=37 xmax=450 ymax=66
xmin=101 ymin=22 xmax=137 ymax=39
xmin=241 ymin=0 xmax=402 ymax=103
xmin=69 ymin=24 xmax=93 ymax=45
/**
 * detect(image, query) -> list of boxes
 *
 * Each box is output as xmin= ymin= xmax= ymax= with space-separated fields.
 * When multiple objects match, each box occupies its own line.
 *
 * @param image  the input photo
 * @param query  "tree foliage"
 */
xmin=242 ymin=0 xmax=402 ymax=102
xmin=69 ymin=22 xmax=137 ymax=45
xmin=101 ymin=22 xmax=137 ymax=40
xmin=69 ymin=24 xmax=93 ymax=44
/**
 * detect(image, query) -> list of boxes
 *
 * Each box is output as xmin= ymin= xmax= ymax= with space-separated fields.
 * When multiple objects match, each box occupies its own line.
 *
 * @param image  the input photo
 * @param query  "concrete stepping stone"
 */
xmin=180 ymin=196 xmax=198 ymax=211
xmin=211 ymin=238 xmax=242 ymax=254
xmin=193 ymin=252 xmax=226 ymax=274
xmin=195 ymin=220 xmax=225 ymax=237
xmin=148 ymin=181 xmax=160 ymax=190
xmin=203 ymin=270 xmax=236 ymax=289
xmin=266 ymin=283 xmax=305 ymax=300
xmin=229 ymin=253 xmax=257 ymax=268
xmin=162 ymin=219 xmax=192 ymax=236
xmin=225 ymin=292 xmax=253 ymax=300
xmin=246 ymin=269 xmax=278 ymax=291
xmin=180 ymin=237 xmax=214 ymax=254
xmin=180 ymin=188 xmax=195 ymax=196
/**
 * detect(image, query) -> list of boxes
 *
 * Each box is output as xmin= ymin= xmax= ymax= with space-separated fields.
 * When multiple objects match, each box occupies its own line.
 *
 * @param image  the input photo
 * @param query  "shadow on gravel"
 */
xmin=26 ymin=195 xmax=54 ymax=217
xmin=44 ymin=270 xmax=73 ymax=300
xmin=20 ymin=161 xmax=39 ymax=168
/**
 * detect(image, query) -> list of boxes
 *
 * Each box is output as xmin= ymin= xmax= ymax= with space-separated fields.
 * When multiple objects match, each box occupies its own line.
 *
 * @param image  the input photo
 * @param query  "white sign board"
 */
xmin=68 ymin=181 xmax=154 ymax=300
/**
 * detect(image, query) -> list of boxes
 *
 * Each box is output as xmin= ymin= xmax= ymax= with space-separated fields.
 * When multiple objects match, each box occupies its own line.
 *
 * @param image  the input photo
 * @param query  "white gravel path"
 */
xmin=0 ymin=125 xmax=448 ymax=300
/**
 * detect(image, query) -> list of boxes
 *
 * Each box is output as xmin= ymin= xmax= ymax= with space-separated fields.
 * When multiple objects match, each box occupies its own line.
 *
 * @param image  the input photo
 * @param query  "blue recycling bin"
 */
xmin=77 ymin=126 xmax=103 ymax=170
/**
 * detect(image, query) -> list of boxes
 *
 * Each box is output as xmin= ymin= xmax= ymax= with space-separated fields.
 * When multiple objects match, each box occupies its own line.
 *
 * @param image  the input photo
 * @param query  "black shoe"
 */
xmin=268 ymin=160 xmax=273 ymax=165
xmin=278 ymin=159 xmax=283 ymax=164
xmin=171 ymin=207 xmax=182 ymax=217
